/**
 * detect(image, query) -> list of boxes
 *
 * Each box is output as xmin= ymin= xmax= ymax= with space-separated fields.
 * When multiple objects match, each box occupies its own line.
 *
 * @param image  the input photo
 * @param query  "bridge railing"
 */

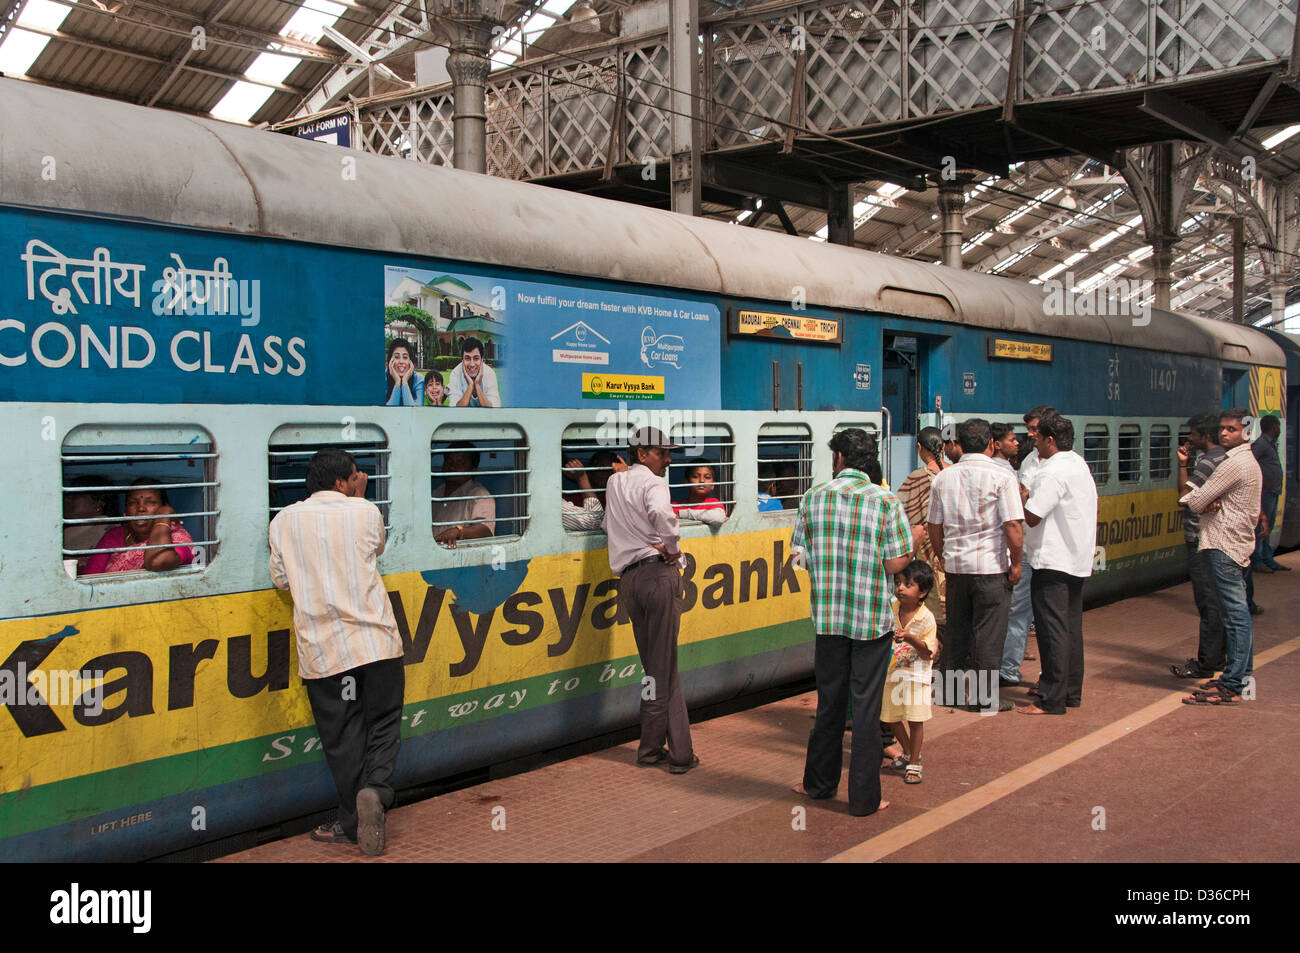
xmin=343 ymin=0 xmax=1296 ymax=178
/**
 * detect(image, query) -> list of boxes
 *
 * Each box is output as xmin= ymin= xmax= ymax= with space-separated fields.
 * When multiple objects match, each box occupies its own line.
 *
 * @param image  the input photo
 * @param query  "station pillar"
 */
xmin=938 ymin=179 xmax=965 ymax=269
xmin=1151 ymin=237 xmax=1173 ymax=312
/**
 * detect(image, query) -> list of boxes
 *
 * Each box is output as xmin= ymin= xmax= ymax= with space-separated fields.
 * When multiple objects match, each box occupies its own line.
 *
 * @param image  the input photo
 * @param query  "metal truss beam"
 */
xmin=9 ymin=20 xmax=307 ymax=94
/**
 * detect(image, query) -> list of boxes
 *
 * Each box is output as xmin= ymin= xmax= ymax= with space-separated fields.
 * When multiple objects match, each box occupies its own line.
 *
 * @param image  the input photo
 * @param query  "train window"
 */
xmin=1083 ymin=424 xmax=1110 ymax=485
xmin=559 ymin=424 xmax=625 ymax=535
xmin=1118 ymin=425 xmax=1142 ymax=483
xmin=62 ymin=425 xmax=219 ymax=579
xmin=269 ymin=424 xmax=391 ymax=531
xmin=760 ymin=423 xmax=814 ymax=512
xmin=667 ymin=423 xmax=734 ymax=525
xmin=1149 ymin=425 xmax=1172 ymax=481
xmin=432 ymin=424 xmax=529 ymax=545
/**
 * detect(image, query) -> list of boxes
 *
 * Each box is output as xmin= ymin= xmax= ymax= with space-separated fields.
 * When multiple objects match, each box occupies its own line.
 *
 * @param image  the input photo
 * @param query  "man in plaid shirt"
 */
xmin=792 ymin=428 xmax=913 ymax=816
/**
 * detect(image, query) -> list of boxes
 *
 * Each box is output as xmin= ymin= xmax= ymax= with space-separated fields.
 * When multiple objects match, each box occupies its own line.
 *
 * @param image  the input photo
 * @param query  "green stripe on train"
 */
xmin=0 ymin=618 xmax=811 ymax=839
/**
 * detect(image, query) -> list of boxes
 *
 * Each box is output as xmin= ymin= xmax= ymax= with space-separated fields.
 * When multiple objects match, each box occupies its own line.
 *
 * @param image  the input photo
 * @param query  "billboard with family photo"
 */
xmin=383 ymin=265 xmax=720 ymax=409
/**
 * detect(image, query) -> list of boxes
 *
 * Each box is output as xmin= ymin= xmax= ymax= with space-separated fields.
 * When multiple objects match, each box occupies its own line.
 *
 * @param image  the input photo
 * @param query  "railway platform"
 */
xmin=216 ymin=554 xmax=1300 ymax=865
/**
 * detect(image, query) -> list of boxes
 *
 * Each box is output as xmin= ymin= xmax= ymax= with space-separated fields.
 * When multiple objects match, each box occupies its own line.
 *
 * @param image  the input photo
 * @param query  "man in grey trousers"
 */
xmin=603 ymin=426 xmax=698 ymax=774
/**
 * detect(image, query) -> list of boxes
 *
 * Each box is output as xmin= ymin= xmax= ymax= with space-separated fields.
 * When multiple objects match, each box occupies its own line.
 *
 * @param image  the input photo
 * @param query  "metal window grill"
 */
xmin=1118 ymin=424 xmax=1142 ymax=483
xmin=559 ymin=431 xmax=629 ymax=534
xmin=268 ymin=424 xmax=392 ymax=531
xmin=61 ymin=425 xmax=220 ymax=577
xmin=431 ymin=424 xmax=530 ymax=542
xmin=1149 ymin=425 xmax=1173 ymax=481
xmin=1083 ymin=424 xmax=1111 ymax=485
xmin=664 ymin=424 xmax=735 ymax=524
xmin=759 ymin=423 xmax=815 ymax=513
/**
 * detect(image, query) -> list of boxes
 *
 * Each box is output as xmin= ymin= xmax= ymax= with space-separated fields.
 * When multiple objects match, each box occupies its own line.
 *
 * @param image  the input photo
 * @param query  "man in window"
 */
xmin=562 ymin=449 xmax=627 ymax=531
xmin=447 ymin=336 xmax=501 ymax=407
xmin=433 ymin=441 xmax=497 ymax=547
xmin=269 ymin=448 xmax=404 ymax=856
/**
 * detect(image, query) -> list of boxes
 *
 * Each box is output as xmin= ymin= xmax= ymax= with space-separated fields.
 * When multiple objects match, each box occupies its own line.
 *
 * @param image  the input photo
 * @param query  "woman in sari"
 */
xmin=81 ymin=477 xmax=194 ymax=575
xmin=894 ymin=427 xmax=947 ymax=649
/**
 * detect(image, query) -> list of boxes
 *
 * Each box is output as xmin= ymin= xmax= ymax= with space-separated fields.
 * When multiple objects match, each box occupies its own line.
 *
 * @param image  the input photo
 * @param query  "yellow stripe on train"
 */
xmin=1 ymin=529 xmax=809 ymax=791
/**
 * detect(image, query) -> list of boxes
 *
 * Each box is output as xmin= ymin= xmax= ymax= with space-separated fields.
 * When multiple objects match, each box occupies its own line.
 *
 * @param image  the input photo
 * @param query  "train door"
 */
xmin=883 ymin=333 xmax=921 ymax=489
xmin=1222 ymin=367 xmax=1248 ymax=408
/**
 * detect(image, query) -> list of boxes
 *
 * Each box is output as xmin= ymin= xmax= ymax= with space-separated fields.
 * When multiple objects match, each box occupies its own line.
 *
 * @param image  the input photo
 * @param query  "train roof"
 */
xmin=1 ymin=80 xmax=1285 ymax=369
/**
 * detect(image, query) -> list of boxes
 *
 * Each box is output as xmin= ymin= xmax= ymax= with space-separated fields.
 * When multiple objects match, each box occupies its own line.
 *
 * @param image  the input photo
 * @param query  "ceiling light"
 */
xmin=569 ymin=1 xmax=601 ymax=33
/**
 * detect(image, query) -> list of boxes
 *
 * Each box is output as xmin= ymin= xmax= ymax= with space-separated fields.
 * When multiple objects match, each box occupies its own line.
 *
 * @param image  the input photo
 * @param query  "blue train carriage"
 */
xmin=0 ymin=80 xmax=1287 ymax=861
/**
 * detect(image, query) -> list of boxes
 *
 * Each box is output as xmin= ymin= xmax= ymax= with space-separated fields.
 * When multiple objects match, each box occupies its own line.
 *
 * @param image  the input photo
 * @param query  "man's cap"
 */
xmin=628 ymin=426 xmax=681 ymax=450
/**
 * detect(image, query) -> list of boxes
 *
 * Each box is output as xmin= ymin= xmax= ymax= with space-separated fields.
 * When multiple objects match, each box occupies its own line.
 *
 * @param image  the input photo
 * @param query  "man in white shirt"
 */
xmin=1017 ymin=414 xmax=1098 ymax=716
xmin=603 ymin=427 xmax=696 ymax=773
xmin=1001 ymin=405 xmax=1054 ymax=687
xmin=447 ymin=336 xmax=501 ymax=407
xmin=926 ymin=418 xmax=1024 ymax=711
xmin=269 ymin=449 xmax=404 ymax=855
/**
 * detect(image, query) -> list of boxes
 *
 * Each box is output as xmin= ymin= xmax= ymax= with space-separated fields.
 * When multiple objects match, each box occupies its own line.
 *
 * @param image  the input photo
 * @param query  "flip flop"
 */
xmin=1182 ymin=687 xmax=1240 ymax=706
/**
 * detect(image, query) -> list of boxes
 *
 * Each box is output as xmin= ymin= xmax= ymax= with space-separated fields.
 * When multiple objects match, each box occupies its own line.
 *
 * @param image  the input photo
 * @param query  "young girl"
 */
xmin=673 ymin=460 xmax=727 ymax=526
xmin=881 ymin=560 xmax=938 ymax=785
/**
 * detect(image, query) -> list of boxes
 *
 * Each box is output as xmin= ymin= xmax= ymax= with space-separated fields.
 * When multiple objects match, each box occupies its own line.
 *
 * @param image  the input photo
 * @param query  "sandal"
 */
xmin=883 ymin=755 xmax=909 ymax=772
xmin=1182 ymin=687 xmax=1240 ymax=706
xmin=1170 ymin=659 xmax=1215 ymax=679
xmin=310 ymin=821 xmax=355 ymax=845
xmin=904 ymin=758 xmax=923 ymax=784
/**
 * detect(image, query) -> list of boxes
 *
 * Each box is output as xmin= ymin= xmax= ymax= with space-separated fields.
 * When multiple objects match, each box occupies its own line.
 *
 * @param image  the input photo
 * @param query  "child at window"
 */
xmin=673 ymin=461 xmax=726 ymax=526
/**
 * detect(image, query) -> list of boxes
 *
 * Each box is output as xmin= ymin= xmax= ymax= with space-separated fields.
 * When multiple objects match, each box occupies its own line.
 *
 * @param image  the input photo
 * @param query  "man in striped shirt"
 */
xmin=792 ymin=428 xmax=913 ymax=816
xmin=1179 ymin=409 xmax=1262 ymax=704
xmin=926 ymin=418 xmax=1024 ymax=711
xmin=269 ymin=449 xmax=405 ymax=855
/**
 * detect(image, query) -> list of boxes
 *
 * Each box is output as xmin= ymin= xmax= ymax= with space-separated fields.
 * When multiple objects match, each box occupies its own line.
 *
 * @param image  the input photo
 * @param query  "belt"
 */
xmin=621 ymin=554 xmax=664 ymax=573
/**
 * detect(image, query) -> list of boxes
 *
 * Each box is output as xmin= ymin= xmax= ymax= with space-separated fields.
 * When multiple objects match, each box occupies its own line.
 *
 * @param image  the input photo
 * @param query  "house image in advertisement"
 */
xmin=386 ymin=273 xmax=503 ymax=366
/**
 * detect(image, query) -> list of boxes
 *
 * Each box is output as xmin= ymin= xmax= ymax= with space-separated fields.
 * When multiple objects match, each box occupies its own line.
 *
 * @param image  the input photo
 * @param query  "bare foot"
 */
xmin=1017 ymin=704 xmax=1050 ymax=715
xmin=793 ymin=782 xmax=808 ymax=796
xmin=879 ymin=799 xmax=889 ymax=811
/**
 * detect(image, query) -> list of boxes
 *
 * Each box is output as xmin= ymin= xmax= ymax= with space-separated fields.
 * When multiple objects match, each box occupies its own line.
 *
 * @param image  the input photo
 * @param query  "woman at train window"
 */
xmin=424 ymin=369 xmax=446 ymax=407
xmin=384 ymin=339 xmax=424 ymax=406
xmin=80 ymin=478 xmax=195 ymax=575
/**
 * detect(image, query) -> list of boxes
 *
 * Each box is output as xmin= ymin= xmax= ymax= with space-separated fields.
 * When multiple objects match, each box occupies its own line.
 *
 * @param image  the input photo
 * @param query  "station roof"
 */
xmin=2 ymin=0 xmax=1299 ymax=326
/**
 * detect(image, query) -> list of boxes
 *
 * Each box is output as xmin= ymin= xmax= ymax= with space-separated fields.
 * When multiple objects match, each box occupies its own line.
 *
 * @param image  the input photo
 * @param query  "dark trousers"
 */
xmin=943 ymin=573 xmax=1012 ymax=688
xmin=804 ymin=633 xmax=891 ymax=816
xmin=1186 ymin=542 xmax=1225 ymax=670
xmin=304 ymin=657 xmax=405 ymax=839
xmin=620 ymin=560 xmax=693 ymax=764
xmin=1030 ymin=569 xmax=1085 ymax=714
